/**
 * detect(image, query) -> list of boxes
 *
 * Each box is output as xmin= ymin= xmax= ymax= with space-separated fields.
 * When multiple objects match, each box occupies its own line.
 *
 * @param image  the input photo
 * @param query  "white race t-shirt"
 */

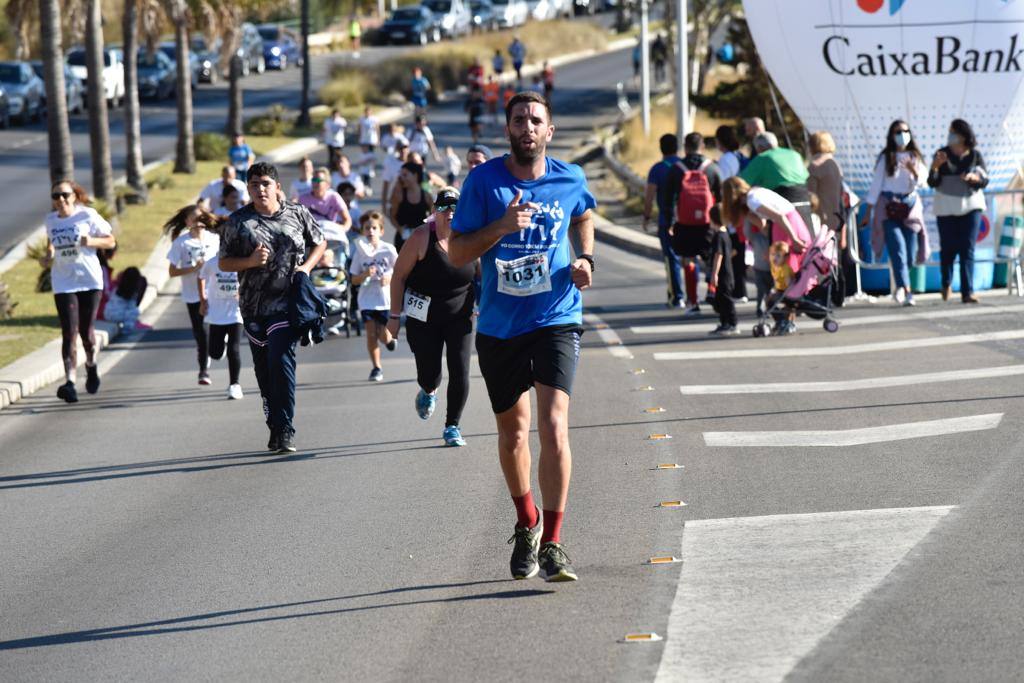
xmin=45 ymin=206 xmax=112 ymax=294
xmin=198 ymin=178 xmax=249 ymax=207
xmin=166 ymin=231 xmax=220 ymax=304
xmin=199 ymin=255 xmax=243 ymax=325
xmin=746 ymin=187 xmax=795 ymax=218
xmin=350 ymin=241 xmax=398 ymax=311
xmin=331 ymin=170 xmax=365 ymax=195
xmin=409 ymin=126 xmax=434 ymax=157
xmin=382 ymin=155 xmax=404 ymax=185
xmin=323 ymin=116 xmax=348 ymax=148
xmin=358 ymin=116 xmax=379 ymax=146
xmin=290 ymin=178 xmax=313 ymax=200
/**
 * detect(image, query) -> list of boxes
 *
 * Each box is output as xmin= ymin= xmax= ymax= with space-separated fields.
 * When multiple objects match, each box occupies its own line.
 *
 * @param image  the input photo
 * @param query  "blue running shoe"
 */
xmin=443 ymin=424 xmax=466 ymax=447
xmin=415 ymin=389 xmax=436 ymax=420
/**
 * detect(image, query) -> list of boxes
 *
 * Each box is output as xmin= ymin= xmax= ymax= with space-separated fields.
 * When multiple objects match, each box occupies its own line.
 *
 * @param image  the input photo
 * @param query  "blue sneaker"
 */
xmin=443 ymin=424 xmax=466 ymax=447
xmin=415 ymin=389 xmax=437 ymax=420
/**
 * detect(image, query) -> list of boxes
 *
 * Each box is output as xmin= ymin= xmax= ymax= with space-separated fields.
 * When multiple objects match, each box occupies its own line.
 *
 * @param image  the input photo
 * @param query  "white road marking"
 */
xmin=653 ymin=329 xmax=1024 ymax=361
xmin=703 ymin=413 xmax=1003 ymax=447
xmin=655 ymin=506 xmax=955 ymax=683
xmin=631 ymin=302 xmax=1024 ymax=336
xmin=680 ymin=365 xmax=1024 ymax=395
xmin=582 ymin=312 xmax=633 ymax=359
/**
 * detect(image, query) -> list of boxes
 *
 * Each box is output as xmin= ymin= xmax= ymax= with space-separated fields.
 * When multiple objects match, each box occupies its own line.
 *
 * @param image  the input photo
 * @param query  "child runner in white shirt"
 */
xmin=443 ymin=146 xmax=462 ymax=186
xmin=199 ymin=249 xmax=245 ymax=399
xmin=164 ymin=204 xmax=221 ymax=385
xmin=349 ymin=212 xmax=398 ymax=381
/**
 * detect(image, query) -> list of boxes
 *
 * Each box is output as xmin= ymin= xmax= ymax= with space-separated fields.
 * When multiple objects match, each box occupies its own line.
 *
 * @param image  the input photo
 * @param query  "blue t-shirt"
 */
xmin=646 ymin=155 xmax=682 ymax=228
xmin=229 ymin=144 xmax=253 ymax=172
xmin=451 ymin=156 xmax=596 ymax=339
xmin=411 ymin=76 xmax=430 ymax=103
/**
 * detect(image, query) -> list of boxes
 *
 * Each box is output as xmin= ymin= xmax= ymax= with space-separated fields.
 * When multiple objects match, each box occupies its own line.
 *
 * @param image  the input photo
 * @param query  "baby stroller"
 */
xmin=310 ymin=219 xmax=357 ymax=337
xmin=752 ymin=227 xmax=840 ymax=337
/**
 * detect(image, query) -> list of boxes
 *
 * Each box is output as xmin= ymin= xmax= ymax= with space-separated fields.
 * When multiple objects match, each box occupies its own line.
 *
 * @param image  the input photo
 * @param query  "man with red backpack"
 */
xmin=667 ymin=132 xmax=722 ymax=316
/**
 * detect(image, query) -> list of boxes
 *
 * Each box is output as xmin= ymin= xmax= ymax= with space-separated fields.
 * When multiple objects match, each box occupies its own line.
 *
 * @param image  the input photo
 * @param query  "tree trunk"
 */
xmin=172 ymin=14 xmax=195 ymax=174
xmin=297 ymin=0 xmax=311 ymax=127
xmin=39 ymin=0 xmax=74 ymax=184
xmin=85 ymin=0 xmax=115 ymax=207
xmin=122 ymin=0 xmax=148 ymax=201
xmin=227 ymin=54 xmax=243 ymax=137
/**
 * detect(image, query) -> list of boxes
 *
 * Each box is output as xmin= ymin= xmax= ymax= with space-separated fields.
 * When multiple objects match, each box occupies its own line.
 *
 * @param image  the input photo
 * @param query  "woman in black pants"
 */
xmin=163 ymin=205 xmax=221 ymax=384
xmin=928 ymin=118 xmax=988 ymax=303
xmin=43 ymin=180 xmax=117 ymax=403
xmin=388 ymin=187 xmax=477 ymax=447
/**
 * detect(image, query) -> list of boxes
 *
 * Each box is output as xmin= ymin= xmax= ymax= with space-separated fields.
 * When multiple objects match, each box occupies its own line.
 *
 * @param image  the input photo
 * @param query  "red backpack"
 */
xmin=675 ymin=158 xmax=714 ymax=226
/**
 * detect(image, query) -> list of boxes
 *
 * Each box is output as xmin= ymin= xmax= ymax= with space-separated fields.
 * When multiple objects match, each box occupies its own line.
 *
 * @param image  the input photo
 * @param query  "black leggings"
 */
xmin=405 ymin=316 xmax=473 ymax=427
xmin=209 ymin=323 xmax=242 ymax=384
xmin=185 ymin=302 xmax=209 ymax=371
xmin=54 ymin=289 xmax=101 ymax=377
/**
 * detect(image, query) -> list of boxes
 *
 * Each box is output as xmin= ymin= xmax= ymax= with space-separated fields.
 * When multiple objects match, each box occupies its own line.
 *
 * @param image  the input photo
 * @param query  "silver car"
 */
xmin=491 ymin=0 xmax=529 ymax=27
xmin=0 ymin=61 xmax=45 ymax=124
xmin=30 ymin=61 xmax=85 ymax=115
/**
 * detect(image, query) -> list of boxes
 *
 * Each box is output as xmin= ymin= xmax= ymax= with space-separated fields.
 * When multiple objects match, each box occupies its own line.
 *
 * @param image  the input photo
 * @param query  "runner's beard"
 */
xmin=509 ymin=135 xmax=545 ymax=165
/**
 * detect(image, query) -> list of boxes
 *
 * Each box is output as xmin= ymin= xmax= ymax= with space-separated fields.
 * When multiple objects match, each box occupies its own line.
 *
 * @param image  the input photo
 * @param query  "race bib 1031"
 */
xmin=495 ymin=253 xmax=551 ymax=297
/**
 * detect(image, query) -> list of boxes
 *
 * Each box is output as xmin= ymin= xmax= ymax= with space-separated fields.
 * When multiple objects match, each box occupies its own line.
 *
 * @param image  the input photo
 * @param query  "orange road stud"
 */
xmin=643 ymin=407 xmax=666 ymax=414
xmin=647 ymin=434 xmax=672 ymax=441
xmin=620 ymin=633 xmax=663 ymax=643
xmin=634 ymin=385 xmax=655 ymax=392
xmin=652 ymin=463 xmax=683 ymax=470
xmin=656 ymin=501 xmax=687 ymax=508
xmin=646 ymin=556 xmax=682 ymax=565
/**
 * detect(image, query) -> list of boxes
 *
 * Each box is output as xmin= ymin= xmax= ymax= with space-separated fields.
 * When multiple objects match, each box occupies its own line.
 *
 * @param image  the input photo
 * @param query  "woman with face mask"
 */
xmin=928 ymin=119 xmax=989 ymax=303
xmin=861 ymin=120 xmax=929 ymax=306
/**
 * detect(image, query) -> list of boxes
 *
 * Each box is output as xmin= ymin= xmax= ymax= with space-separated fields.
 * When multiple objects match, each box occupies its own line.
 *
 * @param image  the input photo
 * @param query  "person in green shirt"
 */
xmin=739 ymin=132 xmax=809 ymax=191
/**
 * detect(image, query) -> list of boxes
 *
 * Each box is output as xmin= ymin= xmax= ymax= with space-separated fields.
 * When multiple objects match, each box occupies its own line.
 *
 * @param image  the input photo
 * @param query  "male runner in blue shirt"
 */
xmin=450 ymin=91 xmax=596 ymax=582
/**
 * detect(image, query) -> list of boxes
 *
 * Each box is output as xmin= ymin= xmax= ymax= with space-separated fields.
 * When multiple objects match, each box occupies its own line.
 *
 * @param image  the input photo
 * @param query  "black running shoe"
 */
xmin=277 ymin=430 xmax=297 ymax=454
xmin=85 ymin=364 xmax=100 ymax=394
xmin=267 ymin=430 xmax=279 ymax=452
xmin=507 ymin=515 xmax=542 ymax=580
xmin=56 ymin=381 xmax=78 ymax=404
xmin=538 ymin=542 xmax=578 ymax=582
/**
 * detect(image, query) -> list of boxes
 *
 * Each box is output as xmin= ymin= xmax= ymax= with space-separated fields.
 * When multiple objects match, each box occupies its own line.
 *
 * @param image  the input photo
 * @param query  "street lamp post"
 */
xmin=675 ymin=0 xmax=688 ymax=138
xmin=640 ymin=0 xmax=650 ymax=135
xmin=297 ymin=0 xmax=312 ymax=127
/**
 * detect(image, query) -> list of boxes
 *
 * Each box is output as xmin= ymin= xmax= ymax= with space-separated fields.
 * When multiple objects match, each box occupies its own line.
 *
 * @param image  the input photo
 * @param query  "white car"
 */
xmin=527 ymin=0 xmax=556 ymax=20
xmin=492 ymin=0 xmax=529 ymax=27
xmin=66 ymin=47 xmax=125 ymax=108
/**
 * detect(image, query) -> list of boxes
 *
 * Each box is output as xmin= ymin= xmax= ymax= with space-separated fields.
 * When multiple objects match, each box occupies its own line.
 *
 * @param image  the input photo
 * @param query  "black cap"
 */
xmin=467 ymin=143 xmax=492 ymax=159
xmin=435 ymin=187 xmax=460 ymax=207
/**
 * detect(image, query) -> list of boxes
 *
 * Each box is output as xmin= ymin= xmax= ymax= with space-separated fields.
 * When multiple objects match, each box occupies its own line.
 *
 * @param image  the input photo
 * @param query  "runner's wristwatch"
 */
xmin=578 ymin=254 xmax=595 ymax=271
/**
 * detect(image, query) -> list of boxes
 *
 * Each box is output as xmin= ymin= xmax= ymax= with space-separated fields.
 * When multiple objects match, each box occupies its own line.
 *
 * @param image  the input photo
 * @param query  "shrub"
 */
xmin=0 ymin=280 xmax=15 ymax=319
xmin=194 ymin=132 xmax=230 ymax=161
xmin=319 ymin=71 xmax=380 ymax=110
xmin=244 ymin=104 xmax=295 ymax=137
xmin=147 ymin=174 xmax=175 ymax=191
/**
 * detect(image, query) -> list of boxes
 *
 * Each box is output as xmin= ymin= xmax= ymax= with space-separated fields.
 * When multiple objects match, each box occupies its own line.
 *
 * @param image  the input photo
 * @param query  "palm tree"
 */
xmin=84 ymin=0 xmax=115 ymax=207
xmin=162 ymin=0 xmax=196 ymax=174
xmin=37 ymin=0 xmax=75 ymax=183
xmin=122 ymin=0 xmax=148 ymax=201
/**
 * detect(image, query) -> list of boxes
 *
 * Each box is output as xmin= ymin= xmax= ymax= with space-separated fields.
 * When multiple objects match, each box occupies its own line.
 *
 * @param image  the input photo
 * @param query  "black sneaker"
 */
xmin=507 ymin=514 xmax=542 ymax=580
xmin=538 ymin=542 xmax=578 ymax=582
xmin=56 ymin=381 xmax=78 ymax=404
xmin=267 ymin=430 xmax=279 ymax=452
xmin=85 ymin=364 xmax=100 ymax=394
xmin=277 ymin=430 xmax=297 ymax=454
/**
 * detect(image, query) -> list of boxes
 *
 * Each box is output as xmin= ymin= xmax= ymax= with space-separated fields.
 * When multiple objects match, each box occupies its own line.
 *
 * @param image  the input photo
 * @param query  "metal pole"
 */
xmin=297 ymin=0 xmax=311 ymax=127
xmin=640 ymin=0 xmax=650 ymax=136
xmin=675 ymin=0 xmax=688 ymax=138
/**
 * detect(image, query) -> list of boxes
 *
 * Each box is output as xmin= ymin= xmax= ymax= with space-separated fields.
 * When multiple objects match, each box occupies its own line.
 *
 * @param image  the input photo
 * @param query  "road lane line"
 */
xmin=631 ymin=302 xmax=1024 ymax=336
xmin=653 ymin=329 xmax=1024 ymax=361
xmin=655 ymin=506 xmax=955 ymax=683
xmin=703 ymin=413 xmax=1003 ymax=447
xmin=679 ymin=365 xmax=1024 ymax=395
xmin=582 ymin=312 xmax=634 ymax=359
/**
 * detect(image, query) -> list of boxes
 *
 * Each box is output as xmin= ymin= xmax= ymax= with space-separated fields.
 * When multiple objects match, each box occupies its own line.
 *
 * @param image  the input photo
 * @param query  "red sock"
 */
xmin=684 ymin=262 xmax=698 ymax=305
xmin=540 ymin=509 xmax=564 ymax=545
xmin=512 ymin=491 xmax=539 ymax=529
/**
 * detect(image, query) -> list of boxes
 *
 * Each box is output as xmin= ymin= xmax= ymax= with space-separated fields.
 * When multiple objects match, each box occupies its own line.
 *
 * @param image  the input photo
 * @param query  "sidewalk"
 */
xmin=0 ymin=32 xmax=644 ymax=412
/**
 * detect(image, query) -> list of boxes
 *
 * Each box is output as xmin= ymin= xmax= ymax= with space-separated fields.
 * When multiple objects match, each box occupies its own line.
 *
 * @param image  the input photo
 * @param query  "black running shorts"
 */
xmin=671 ymin=223 xmax=713 ymax=260
xmin=475 ymin=323 xmax=583 ymax=414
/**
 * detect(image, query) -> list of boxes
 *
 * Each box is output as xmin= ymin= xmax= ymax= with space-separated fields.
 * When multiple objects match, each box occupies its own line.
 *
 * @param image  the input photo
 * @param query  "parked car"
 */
xmin=136 ymin=48 xmax=176 ymax=100
xmin=491 ymin=0 xmax=529 ymax=27
xmin=527 ymin=0 xmax=556 ymax=20
xmin=423 ymin=0 xmax=472 ymax=38
xmin=236 ymin=23 xmax=266 ymax=76
xmin=0 ymin=87 xmax=10 ymax=128
xmin=158 ymin=42 xmax=201 ymax=90
xmin=66 ymin=47 xmax=125 ymax=108
xmin=257 ymin=24 xmax=302 ymax=70
xmin=30 ymin=61 xmax=85 ymax=115
xmin=0 ymin=61 xmax=45 ymax=123
xmin=191 ymin=35 xmax=221 ymax=83
xmin=469 ymin=0 xmax=499 ymax=31
xmin=381 ymin=6 xmax=442 ymax=45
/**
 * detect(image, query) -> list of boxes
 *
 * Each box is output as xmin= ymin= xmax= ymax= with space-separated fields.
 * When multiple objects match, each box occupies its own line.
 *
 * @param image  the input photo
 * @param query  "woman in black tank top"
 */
xmin=388 ymin=161 xmax=433 ymax=253
xmin=388 ymin=187 xmax=478 ymax=447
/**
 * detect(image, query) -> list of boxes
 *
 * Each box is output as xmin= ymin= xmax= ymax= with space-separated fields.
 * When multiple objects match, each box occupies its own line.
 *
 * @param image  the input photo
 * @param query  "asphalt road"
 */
xmin=3 ymin=43 xmax=1023 ymax=682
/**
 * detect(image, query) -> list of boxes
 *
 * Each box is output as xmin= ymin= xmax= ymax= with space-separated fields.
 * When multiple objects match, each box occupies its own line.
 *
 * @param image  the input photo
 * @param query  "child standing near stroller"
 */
xmin=709 ymin=207 xmax=740 ymax=336
xmin=769 ymin=241 xmax=797 ymax=335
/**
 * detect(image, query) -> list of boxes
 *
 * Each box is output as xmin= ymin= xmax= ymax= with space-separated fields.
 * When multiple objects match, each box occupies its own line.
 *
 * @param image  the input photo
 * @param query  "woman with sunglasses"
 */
xmin=861 ymin=119 xmax=928 ymax=306
xmin=387 ymin=187 xmax=478 ymax=447
xmin=43 ymin=180 xmax=117 ymax=403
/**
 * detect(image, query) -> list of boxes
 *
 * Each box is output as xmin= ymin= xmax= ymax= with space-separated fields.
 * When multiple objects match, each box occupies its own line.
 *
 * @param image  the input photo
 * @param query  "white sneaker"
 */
xmin=892 ymin=288 xmax=906 ymax=305
xmin=682 ymin=304 xmax=701 ymax=318
xmin=227 ymin=384 xmax=244 ymax=400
